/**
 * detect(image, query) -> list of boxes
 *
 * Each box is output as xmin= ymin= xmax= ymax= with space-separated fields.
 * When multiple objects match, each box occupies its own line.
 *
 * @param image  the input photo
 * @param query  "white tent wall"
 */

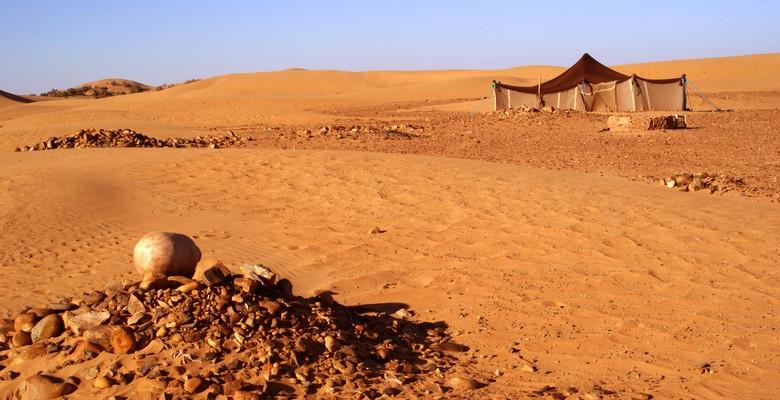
xmin=541 ymin=87 xmax=577 ymax=110
xmin=493 ymin=79 xmax=684 ymax=112
xmin=494 ymin=86 xmax=509 ymax=110
xmin=637 ymin=79 xmax=685 ymax=111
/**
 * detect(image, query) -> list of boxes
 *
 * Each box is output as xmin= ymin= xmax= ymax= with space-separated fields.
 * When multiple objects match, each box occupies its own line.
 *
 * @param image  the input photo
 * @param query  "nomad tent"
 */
xmin=492 ymin=54 xmax=687 ymax=112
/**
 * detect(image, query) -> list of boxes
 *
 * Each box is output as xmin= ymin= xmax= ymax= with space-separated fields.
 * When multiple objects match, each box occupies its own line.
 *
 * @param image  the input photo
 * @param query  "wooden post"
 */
xmin=537 ymin=75 xmax=542 ymax=108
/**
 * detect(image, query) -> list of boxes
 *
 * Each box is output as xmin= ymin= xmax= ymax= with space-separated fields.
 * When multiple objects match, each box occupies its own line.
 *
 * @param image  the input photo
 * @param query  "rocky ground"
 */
xmin=0 ymin=262 xmax=486 ymax=399
xmin=15 ymin=108 xmax=778 ymax=201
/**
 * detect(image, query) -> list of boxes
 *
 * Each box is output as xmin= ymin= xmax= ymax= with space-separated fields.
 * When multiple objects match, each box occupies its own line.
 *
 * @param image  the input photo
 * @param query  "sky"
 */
xmin=1 ymin=1 xmax=778 ymax=94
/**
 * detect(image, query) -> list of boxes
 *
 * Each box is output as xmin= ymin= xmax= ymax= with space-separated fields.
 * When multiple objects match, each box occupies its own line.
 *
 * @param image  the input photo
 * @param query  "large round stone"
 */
xmin=133 ymin=231 xmax=201 ymax=280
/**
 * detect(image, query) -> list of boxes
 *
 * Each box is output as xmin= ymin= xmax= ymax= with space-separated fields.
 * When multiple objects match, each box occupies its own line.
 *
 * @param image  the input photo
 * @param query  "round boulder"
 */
xmin=133 ymin=231 xmax=201 ymax=280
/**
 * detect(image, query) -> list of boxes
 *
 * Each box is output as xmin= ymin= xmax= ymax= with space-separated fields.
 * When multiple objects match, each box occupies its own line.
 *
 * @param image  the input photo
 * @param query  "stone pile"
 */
xmin=14 ymin=129 xmax=254 ymax=152
xmin=0 ymin=262 xmax=472 ymax=399
xmin=661 ymin=172 xmax=745 ymax=194
xmin=606 ymin=114 xmax=687 ymax=132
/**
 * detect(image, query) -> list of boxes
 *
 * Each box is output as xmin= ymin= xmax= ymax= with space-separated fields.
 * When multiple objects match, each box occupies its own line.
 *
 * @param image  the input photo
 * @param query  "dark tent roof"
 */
xmin=495 ymin=53 xmax=682 ymax=94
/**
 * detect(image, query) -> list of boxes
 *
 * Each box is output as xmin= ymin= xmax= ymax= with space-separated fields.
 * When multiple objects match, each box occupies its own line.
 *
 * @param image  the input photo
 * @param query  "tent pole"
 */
xmin=537 ymin=74 xmax=542 ymax=108
xmin=492 ymin=81 xmax=498 ymax=111
xmin=687 ymin=81 xmax=722 ymax=111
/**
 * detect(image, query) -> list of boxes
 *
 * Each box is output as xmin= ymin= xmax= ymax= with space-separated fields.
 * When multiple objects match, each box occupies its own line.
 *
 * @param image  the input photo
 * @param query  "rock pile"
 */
xmin=14 ymin=129 xmax=254 ymax=152
xmin=606 ymin=114 xmax=687 ymax=132
xmin=0 ymin=262 xmax=472 ymax=398
xmin=661 ymin=172 xmax=745 ymax=193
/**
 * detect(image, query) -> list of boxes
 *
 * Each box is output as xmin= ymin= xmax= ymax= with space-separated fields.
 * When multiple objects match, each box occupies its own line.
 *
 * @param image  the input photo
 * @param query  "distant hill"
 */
xmin=40 ymin=78 xmax=152 ymax=98
xmin=0 ymin=89 xmax=35 ymax=108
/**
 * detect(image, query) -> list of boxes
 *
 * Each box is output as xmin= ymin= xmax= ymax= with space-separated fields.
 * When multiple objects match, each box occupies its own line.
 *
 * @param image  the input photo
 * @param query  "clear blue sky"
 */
xmin=1 ymin=1 xmax=778 ymax=94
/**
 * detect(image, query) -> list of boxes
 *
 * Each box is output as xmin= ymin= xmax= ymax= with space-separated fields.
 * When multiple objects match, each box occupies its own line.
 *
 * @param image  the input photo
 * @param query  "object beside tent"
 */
xmin=493 ymin=54 xmax=698 ymax=112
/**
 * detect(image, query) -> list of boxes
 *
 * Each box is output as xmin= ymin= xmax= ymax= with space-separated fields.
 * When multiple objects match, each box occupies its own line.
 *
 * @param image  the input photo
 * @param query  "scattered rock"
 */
xmin=66 ymin=310 xmax=110 ymax=335
xmin=70 ymin=340 xmax=103 ymax=361
xmin=16 ymin=374 xmax=76 ymax=400
xmin=660 ymin=172 xmax=745 ymax=195
xmin=184 ymin=376 xmax=204 ymax=394
xmin=431 ymin=341 xmax=469 ymax=353
xmin=324 ymin=335 xmax=339 ymax=352
xmin=240 ymin=263 xmax=276 ymax=285
xmin=109 ymin=326 xmax=136 ymax=354
xmin=0 ymin=260 xmax=468 ymax=398
xmin=521 ymin=363 xmax=538 ymax=373
xmin=127 ymin=294 xmax=146 ymax=315
xmin=30 ymin=314 xmax=64 ymax=343
xmin=14 ymin=312 xmax=39 ymax=333
xmin=12 ymin=331 xmax=32 ymax=347
xmin=93 ymin=376 xmax=113 ymax=389
xmin=233 ymin=390 xmax=262 ymax=400
xmin=201 ymin=263 xmax=232 ymax=286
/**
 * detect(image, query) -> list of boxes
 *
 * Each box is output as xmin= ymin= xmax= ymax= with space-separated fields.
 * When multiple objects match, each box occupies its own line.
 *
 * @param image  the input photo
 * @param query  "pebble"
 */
xmin=324 ymin=335 xmax=339 ymax=352
xmin=177 ymin=281 xmax=199 ymax=293
xmin=127 ymin=294 xmax=146 ymax=315
xmin=201 ymin=264 xmax=232 ymax=286
xmin=521 ymin=363 xmax=538 ymax=373
xmin=184 ymin=376 xmax=204 ymax=394
xmin=71 ymin=340 xmax=104 ymax=361
xmin=12 ymin=331 xmax=32 ymax=347
xmin=233 ymin=391 xmax=262 ymax=400
xmin=93 ymin=376 xmax=113 ymax=389
xmin=240 ymin=264 xmax=276 ymax=284
xmin=432 ymin=341 xmax=470 ymax=353
xmin=447 ymin=376 xmax=483 ymax=391
xmin=109 ymin=325 xmax=136 ymax=354
xmin=83 ymin=326 xmax=113 ymax=349
xmin=14 ymin=312 xmax=39 ymax=333
xmin=67 ymin=310 xmax=110 ymax=335
xmin=31 ymin=314 xmax=64 ymax=342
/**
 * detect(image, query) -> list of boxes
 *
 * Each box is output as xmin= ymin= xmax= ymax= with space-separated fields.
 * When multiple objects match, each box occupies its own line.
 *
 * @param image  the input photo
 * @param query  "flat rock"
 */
xmin=193 ymin=259 xmax=224 ymax=281
xmin=83 ymin=326 xmax=113 ymax=349
xmin=127 ymin=294 xmax=146 ymax=315
xmin=200 ymin=264 xmax=232 ymax=286
xmin=67 ymin=310 xmax=110 ymax=335
xmin=240 ymin=264 xmax=276 ymax=285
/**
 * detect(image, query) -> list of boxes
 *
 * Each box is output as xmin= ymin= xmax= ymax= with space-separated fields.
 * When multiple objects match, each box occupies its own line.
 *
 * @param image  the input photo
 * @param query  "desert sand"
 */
xmin=0 ymin=54 xmax=778 ymax=399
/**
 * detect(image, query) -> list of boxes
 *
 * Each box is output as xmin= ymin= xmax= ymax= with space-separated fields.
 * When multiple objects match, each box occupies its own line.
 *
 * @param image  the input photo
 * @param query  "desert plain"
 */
xmin=0 ymin=53 xmax=778 ymax=399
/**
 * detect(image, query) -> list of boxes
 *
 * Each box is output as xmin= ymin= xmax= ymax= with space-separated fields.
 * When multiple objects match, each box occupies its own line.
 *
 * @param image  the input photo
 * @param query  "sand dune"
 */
xmin=0 ymin=90 xmax=34 ymax=108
